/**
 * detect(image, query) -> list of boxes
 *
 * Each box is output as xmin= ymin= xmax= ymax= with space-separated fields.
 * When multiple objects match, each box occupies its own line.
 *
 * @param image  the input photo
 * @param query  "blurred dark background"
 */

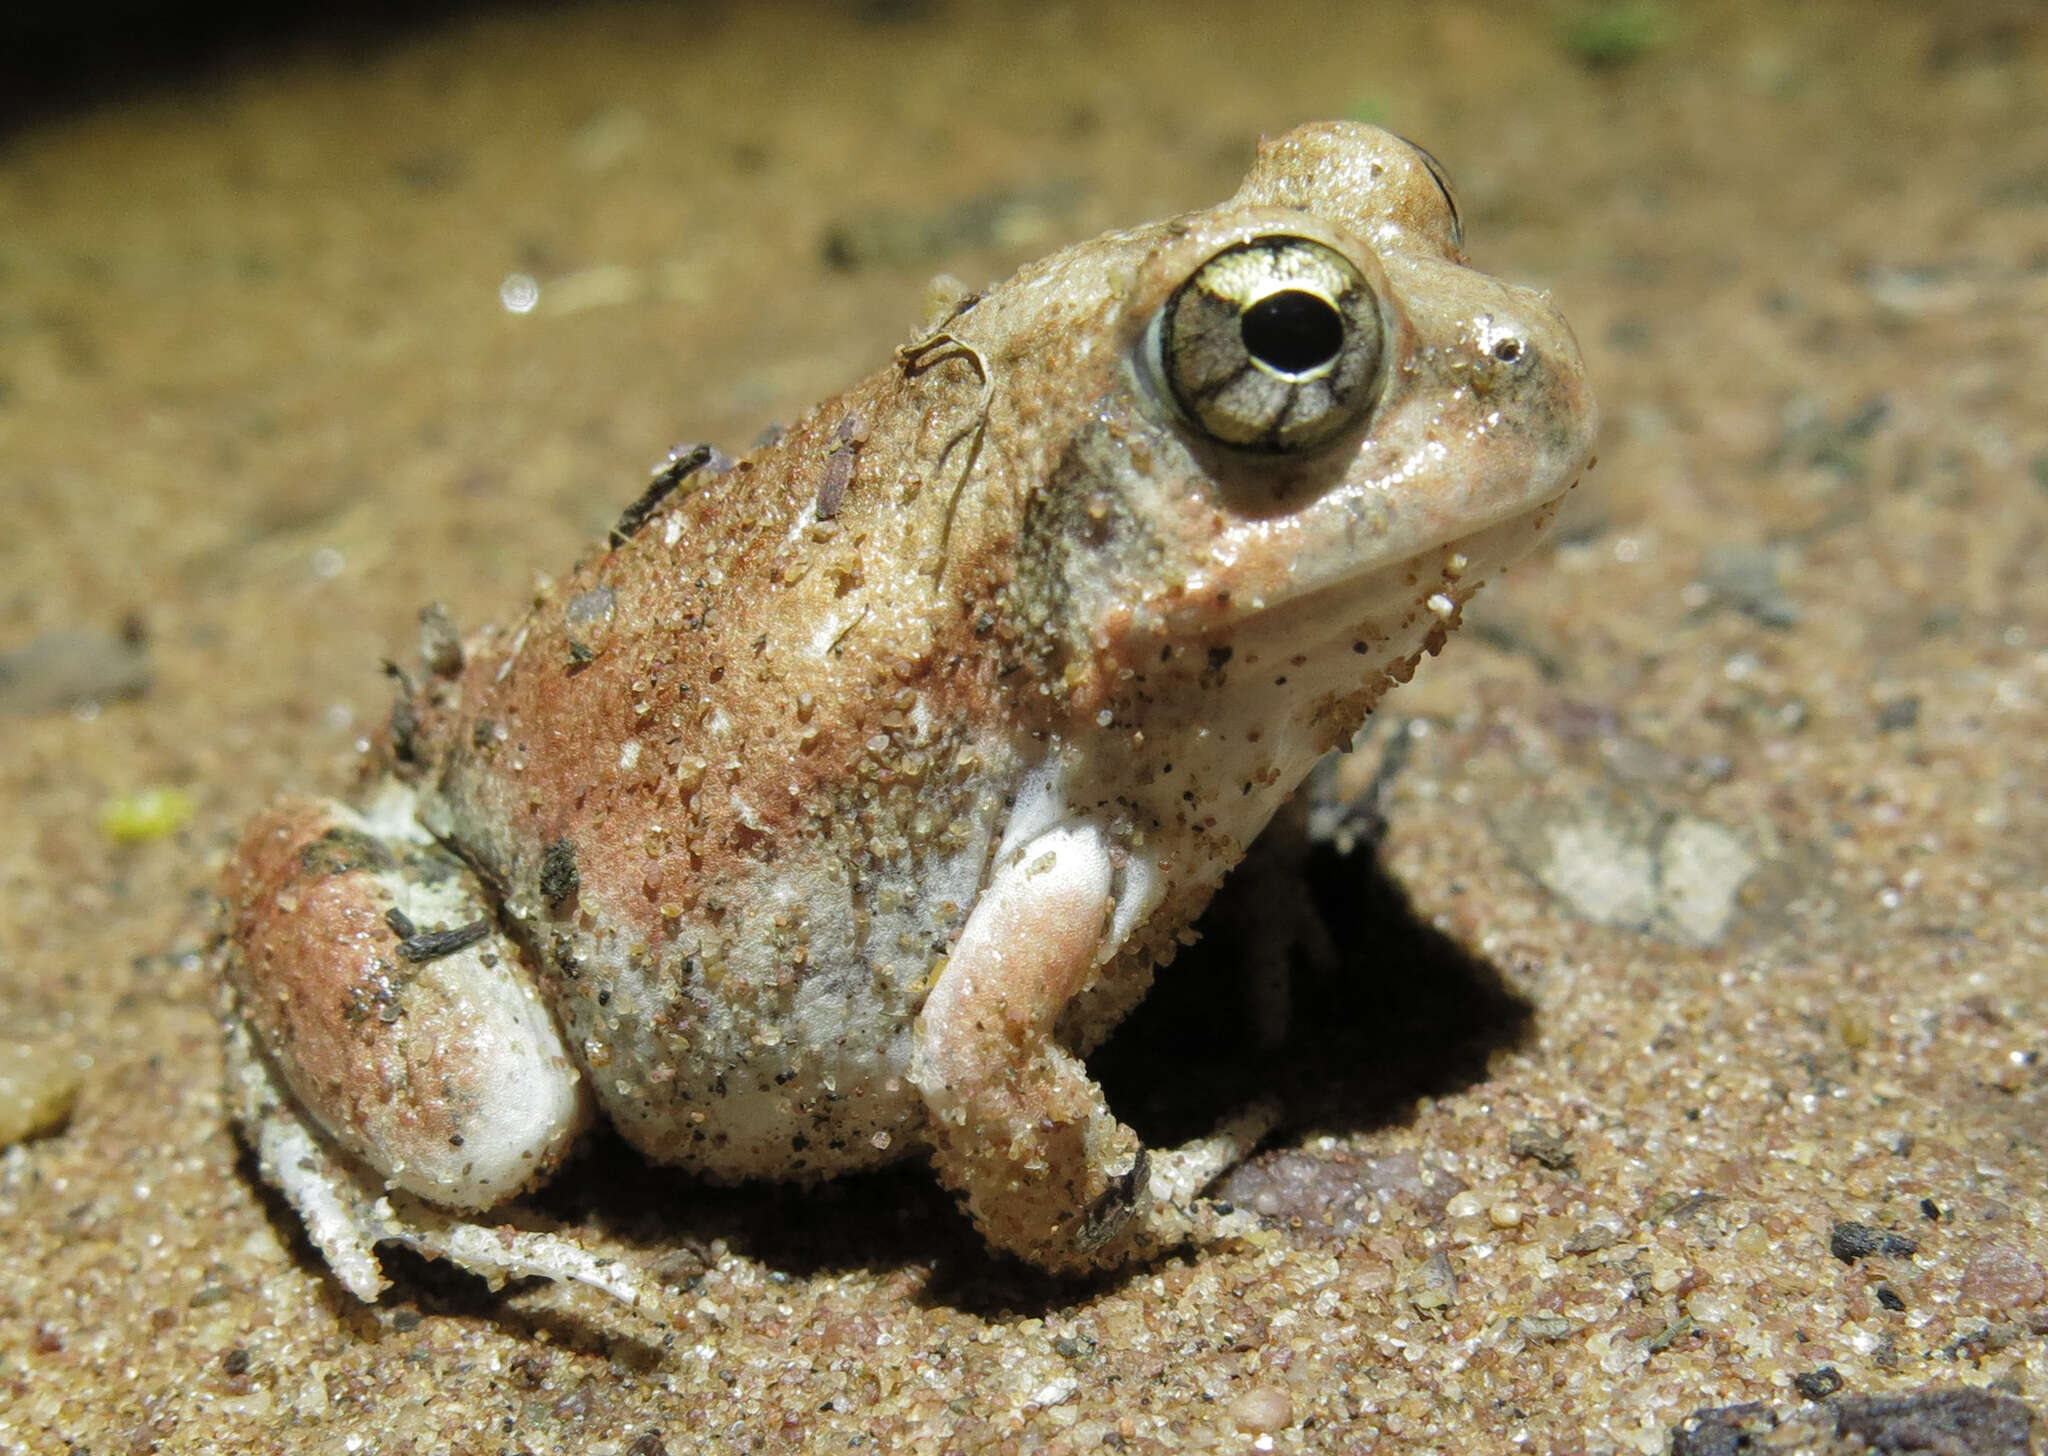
xmin=1 ymin=0 xmax=540 ymax=132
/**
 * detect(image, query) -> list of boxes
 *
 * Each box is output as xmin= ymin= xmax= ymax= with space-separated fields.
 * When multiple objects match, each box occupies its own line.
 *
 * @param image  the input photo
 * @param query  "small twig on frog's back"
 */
xmin=896 ymin=331 xmax=993 ymax=582
xmin=611 ymin=442 xmax=717 ymax=548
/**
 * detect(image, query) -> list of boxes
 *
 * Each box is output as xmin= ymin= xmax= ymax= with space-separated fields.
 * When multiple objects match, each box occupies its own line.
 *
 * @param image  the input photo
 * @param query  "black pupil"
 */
xmin=1239 ymin=289 xmax=1345 ymax=377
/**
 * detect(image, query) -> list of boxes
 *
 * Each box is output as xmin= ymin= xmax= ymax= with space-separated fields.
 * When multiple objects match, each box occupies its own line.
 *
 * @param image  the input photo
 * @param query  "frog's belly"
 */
xmin=583 ymin=965 xmax=932 ymax=1182
xmin=548 ymin=834 xmax=996 ymax=1182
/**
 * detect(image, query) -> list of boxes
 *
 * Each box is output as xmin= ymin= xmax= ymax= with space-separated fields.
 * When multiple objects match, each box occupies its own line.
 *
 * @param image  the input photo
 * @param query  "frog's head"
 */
xmin=995 ymin=122 xmax=1594 ymax=784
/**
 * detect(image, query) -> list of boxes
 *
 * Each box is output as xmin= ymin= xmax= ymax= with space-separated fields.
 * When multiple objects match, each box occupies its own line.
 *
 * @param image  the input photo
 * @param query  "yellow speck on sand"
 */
xmin=98 ymin=785 xmax=195 ymax=844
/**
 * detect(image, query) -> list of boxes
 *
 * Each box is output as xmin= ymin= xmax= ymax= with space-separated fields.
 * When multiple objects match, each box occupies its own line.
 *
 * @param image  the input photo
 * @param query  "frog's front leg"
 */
xmin=910 ymin=823 xmax=1274 ymax=1272
xmin=221 ymin=788 xmax=630 ymax=1302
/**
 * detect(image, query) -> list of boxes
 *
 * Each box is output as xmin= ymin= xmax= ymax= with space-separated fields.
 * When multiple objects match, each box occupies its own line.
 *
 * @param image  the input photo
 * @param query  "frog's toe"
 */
xmin=1067 ymin=1098 xmax=1280 ymax=1265
xmin=1144 ymin=1096 xmax=1283 ymax=1206
xmin=379 ymin=1194 xmax=643 ymax=1306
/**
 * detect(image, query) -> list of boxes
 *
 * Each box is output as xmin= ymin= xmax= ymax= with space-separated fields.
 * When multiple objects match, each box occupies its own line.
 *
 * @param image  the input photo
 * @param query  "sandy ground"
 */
xmin=2 ymin=2 xmax=2045 ymax=1452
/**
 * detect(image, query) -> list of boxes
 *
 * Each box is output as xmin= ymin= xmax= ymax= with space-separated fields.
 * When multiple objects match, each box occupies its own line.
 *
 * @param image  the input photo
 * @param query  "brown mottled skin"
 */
xmin=221 ymin=122 xmax=1595 ymax=1302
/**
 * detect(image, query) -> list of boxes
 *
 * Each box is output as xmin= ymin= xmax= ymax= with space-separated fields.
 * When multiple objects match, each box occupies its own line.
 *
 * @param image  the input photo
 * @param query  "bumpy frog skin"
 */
xmin=221 ymin=123 xmax=1595 ymax=1303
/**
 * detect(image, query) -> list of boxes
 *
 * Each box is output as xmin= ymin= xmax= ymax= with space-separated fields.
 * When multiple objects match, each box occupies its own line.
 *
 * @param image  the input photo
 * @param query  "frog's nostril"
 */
xmin=1491 ymin=336 xmax=1525 ymax=364
xmin=1239 ymin=289 xmax=1345 ymax=378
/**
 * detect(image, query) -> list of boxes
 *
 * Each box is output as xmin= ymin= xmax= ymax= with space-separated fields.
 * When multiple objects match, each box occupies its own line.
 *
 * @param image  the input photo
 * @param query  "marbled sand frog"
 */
xmin=221 ymin=122 xmax=1595 ymax=1303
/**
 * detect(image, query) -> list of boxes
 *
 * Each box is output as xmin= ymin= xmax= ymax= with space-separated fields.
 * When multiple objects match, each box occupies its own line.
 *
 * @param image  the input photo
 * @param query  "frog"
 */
xmin=220 ymin=121 xmax=1596 ymax=1304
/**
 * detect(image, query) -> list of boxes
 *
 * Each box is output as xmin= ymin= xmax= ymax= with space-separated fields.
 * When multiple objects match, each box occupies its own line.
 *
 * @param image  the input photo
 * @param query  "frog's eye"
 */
xmin=1156 ymin=235 xmax=1384 ymax=454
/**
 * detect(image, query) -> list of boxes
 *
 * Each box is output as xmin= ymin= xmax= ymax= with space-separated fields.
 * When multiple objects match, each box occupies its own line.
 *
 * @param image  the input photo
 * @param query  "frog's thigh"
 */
xmin=913 ymin=823 xmax=1262 ymax=1271
xmin=221 ymin=793 xmax=590 ymax=1216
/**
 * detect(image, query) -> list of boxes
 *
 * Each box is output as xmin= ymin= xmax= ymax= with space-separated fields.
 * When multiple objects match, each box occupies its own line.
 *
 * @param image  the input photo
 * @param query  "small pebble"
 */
xmin=1959 ymin=1242 xmax=2048 ymax=1311
xmin=0 ymin=628 xmax=151 ymax=715
xmin=1516 ymin=1313 xmax=1580 ymax=1342
xmin=1228 ymin=1386 xmax=1293 ymax=1434
xmin=0 ymin=1041 xmax=82 ymax=1147
xmin=1405 ymin=1250 xmax=1458 ymax=1312
xmin=1792 ymin=1365 xmax=1843 ymax=1400
xmin=1507 ymin=1125 xmax=1575 ymax=1171
xmin=1563 ymin=1222 xmax=1624 ymax=1255
xmin=1829 ymin=1220 xmax=1917 ymax=1263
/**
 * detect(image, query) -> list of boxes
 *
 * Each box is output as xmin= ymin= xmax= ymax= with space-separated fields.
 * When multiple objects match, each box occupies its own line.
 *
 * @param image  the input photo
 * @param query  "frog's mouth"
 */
xmin=1230 ymin=491 xmax=1573 ymax=662
xmin=1160 ymin=456 xmax=1583 ymax=651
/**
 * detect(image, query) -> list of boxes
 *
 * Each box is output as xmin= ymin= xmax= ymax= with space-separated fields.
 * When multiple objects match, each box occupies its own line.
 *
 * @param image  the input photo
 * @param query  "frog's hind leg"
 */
xmin=221 ymin=789 xmax=634 ymax=1304
xmin=224 ymin=1010 xmax=393 ymax=1300
xmin=226 ymin=1010 xmax=639 ymax=1304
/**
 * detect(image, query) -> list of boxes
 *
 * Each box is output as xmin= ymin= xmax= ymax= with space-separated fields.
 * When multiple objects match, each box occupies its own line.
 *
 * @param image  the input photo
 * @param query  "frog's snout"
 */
xmin=1504 ymin=282 xmax=1599 ymax=487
